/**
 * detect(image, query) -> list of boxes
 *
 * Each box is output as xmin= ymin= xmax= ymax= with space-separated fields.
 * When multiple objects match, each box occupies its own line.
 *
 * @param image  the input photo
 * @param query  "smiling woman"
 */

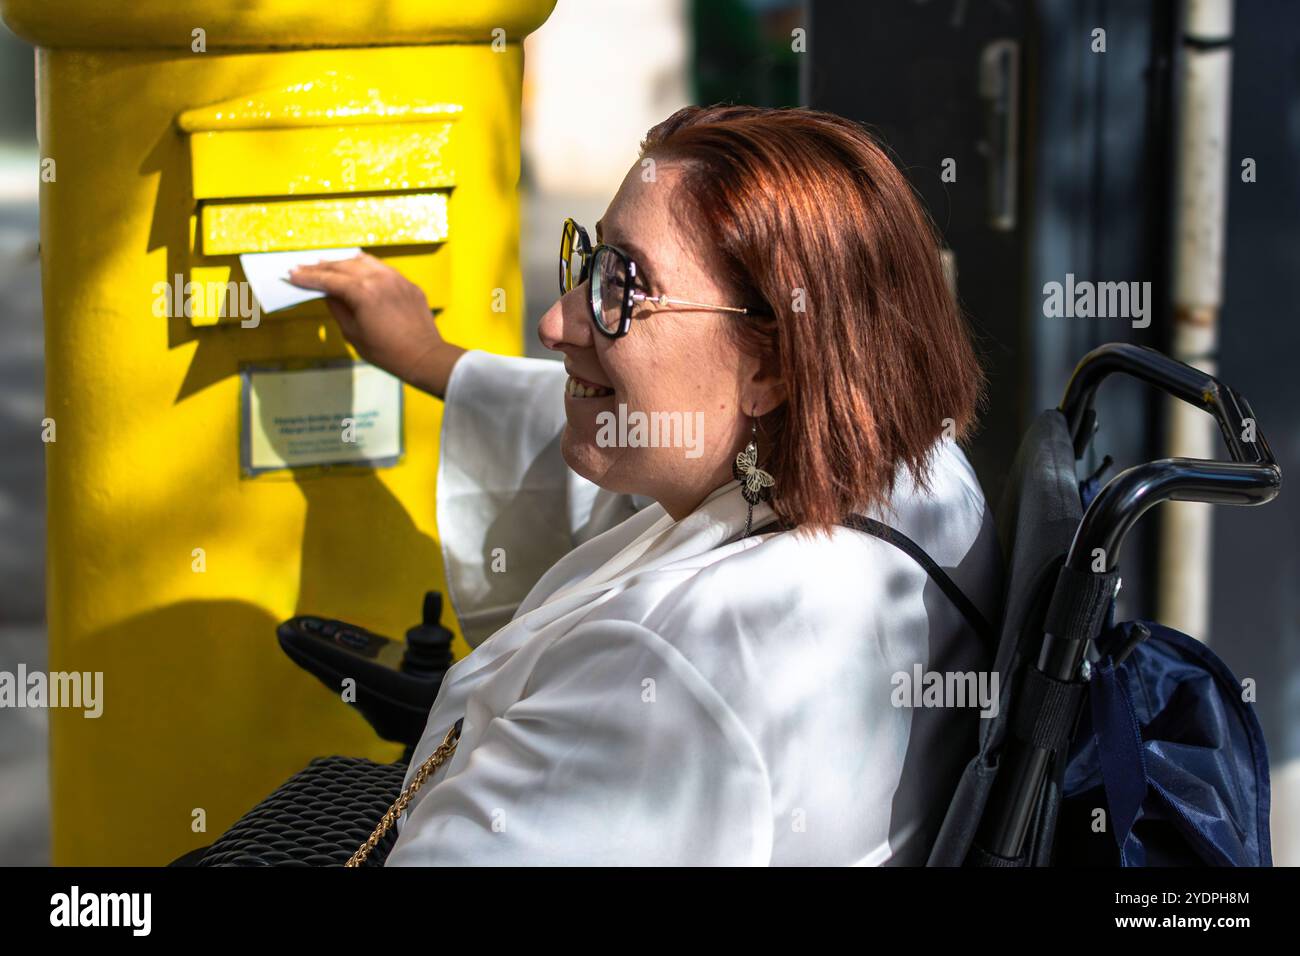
xmin=286 ymin=105 xmax=1001 ymax=866
xmin=638 ymin=106 xmax=985 ymax=529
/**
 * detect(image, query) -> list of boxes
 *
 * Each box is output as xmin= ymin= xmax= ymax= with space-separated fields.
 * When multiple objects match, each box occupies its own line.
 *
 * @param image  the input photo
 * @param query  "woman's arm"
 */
xmin=291 ymin=254 xmax=649 ymax=644
xmin=288 ymin=253 xmax=464 ymax=399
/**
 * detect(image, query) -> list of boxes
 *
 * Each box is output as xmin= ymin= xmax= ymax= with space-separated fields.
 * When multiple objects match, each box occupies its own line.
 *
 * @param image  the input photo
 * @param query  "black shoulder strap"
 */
xmin=838 ymin=514 xmax=997 ymax=652
xmin=743 ymin=513 xmax=996 ymax=651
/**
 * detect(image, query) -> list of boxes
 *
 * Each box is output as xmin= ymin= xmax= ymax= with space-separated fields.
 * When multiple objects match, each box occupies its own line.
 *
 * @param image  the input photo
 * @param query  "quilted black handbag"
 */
xmin=184 ymin=756 xmax=410 ymax=867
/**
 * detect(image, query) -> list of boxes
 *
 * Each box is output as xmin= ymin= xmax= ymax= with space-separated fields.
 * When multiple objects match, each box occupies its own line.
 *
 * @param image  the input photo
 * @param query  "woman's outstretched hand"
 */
xmin=288 ymin=253 xmax=465 ymax=399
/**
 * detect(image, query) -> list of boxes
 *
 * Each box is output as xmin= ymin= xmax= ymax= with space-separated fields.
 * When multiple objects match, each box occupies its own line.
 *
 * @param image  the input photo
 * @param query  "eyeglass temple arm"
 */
xmin=631 ymin=291 xmax=749 ymax=315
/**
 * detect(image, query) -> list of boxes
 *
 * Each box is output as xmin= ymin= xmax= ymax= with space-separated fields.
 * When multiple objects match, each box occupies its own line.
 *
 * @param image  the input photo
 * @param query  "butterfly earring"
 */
xmin=733 ymin=411 xmax=775 ymax=536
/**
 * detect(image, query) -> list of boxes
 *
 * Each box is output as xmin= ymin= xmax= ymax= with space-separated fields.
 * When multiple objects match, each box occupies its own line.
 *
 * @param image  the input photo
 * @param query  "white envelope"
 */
xmin=239 ymin=247 xmax=363 ymax=313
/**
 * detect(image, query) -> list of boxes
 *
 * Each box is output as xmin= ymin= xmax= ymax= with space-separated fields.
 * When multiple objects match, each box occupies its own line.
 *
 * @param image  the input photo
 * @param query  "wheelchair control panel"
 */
xmin=277 ymin=591 xmax=455 ymax=748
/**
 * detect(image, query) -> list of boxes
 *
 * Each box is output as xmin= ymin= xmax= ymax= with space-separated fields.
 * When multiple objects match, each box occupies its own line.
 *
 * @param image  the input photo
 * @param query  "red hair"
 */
xmin=641 ymin=105 xmax=984 ymax=531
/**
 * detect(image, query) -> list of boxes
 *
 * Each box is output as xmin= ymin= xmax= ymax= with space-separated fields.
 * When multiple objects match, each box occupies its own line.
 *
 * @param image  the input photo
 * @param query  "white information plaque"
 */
xmin=240 ymin=360 xmax=403 ymax=476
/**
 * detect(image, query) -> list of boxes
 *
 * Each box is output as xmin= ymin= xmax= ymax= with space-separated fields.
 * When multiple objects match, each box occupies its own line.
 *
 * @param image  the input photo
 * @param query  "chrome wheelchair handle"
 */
xmin=1058 ymin=342 xmax=1277 ymax=469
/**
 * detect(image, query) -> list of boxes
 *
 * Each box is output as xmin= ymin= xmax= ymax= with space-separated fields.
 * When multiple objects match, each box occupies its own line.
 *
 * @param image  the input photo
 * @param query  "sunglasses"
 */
xmin=559 ymin=218 xmax=750 ymax=338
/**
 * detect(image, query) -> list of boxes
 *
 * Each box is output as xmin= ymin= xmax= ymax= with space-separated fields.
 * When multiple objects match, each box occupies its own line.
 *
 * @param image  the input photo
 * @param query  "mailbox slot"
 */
xmin=200 ymin=191 xmax=450 ymax=255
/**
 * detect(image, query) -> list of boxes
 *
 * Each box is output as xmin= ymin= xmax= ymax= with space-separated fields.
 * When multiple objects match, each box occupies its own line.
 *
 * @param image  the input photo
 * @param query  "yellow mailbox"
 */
xmin=0 ymin=0 xmax=556 ymax=864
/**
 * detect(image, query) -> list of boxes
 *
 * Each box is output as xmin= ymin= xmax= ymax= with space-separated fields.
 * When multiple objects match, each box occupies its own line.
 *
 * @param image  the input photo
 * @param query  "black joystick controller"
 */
xmin=401 ymin=591 xmax=455 ymax=676
xmin=276 ymin=591 xmax=456 ymax=747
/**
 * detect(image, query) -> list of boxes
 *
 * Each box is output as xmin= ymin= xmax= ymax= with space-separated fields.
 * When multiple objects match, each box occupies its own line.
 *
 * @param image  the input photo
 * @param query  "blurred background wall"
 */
xmin=518 ymin=0 xmax=805 ymax=358
xmin=2 ymin=0 xmax=1296 ymax=865
xmin=0 ymin=15 xmax=42 ymax=866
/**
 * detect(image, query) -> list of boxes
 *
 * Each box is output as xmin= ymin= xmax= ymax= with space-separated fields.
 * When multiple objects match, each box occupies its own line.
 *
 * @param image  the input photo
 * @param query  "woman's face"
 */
xmin=537 ymin=162 xmax=781 ymax=519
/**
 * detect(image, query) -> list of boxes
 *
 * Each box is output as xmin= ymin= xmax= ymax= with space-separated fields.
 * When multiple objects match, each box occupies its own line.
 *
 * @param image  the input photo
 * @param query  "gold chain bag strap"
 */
xmin=346 ymin=718 xmax=463 ymax=868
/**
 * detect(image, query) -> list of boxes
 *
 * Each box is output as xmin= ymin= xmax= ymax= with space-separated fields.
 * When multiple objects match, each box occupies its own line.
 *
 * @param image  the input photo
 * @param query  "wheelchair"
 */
xmin=179 ymin=343 xmax=1281 ymax=867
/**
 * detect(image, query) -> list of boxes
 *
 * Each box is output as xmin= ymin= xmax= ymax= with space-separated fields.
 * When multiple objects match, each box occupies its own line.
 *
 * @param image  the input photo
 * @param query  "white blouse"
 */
xmin=385 ymin=350 xmax=1002 ymax=866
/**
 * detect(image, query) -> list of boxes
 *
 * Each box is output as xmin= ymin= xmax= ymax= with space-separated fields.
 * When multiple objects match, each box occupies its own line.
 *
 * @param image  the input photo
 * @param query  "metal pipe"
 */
xmin=1161 ymin=0 xmax=1235 ymax=641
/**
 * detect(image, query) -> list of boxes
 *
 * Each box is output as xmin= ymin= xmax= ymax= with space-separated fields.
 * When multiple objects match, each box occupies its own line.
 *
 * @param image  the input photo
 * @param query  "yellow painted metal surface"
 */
xmin=188 ymin=124 xmax=459 ymax=198
xmin=201 ymin=192 xmax=451 ymax=255
xmin=180 ymin=78 xmax=462 ymax=199
xmin=1 ymin=0 xmax=556 ymax=48
xmin=1 ymin=0 xmax=556 ymax=864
